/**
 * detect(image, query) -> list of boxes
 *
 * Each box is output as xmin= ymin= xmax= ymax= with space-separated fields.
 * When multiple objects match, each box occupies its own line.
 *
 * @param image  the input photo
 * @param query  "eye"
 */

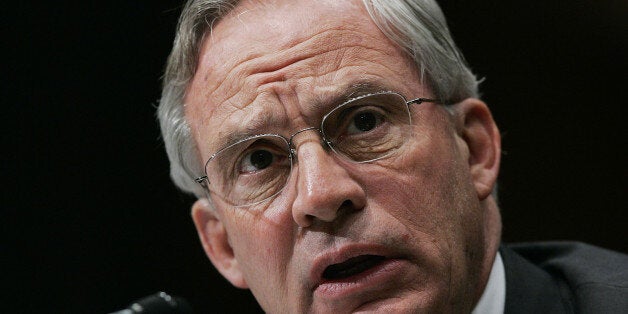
xmin=345 ymin=107 xmax=385 ymax=135
xmin=233 ymin=137 xmax=291 ymax=175
xmin=349 ymin=111 xmax=379 ymax=133
xmin=240 ymin=149 xmax=275 ymax=173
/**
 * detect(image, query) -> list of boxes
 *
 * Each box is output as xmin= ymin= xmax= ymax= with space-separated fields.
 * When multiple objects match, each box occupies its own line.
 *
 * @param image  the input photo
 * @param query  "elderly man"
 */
xmin=157 ymin=0 xmax=627 ymax=312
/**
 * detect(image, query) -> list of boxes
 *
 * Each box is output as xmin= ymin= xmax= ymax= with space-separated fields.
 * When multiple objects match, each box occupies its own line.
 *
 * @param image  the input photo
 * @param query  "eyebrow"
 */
xmin=212 ymin=80 xmax=391 ymax=152
xmin=215 ymin=108 xmax=282 ymax=151
xmin=337 ymin=81 xmax=390 ymax=103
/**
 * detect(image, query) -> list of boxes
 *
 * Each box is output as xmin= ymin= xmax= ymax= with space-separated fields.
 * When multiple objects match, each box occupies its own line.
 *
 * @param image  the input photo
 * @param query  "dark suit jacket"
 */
xmin=501 ymin=242 xmax=628 ymax=313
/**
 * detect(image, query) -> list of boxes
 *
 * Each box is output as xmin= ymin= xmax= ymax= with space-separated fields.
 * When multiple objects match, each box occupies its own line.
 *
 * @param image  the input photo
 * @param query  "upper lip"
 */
xmin=309 ymin=243 xmax=397 ymax=290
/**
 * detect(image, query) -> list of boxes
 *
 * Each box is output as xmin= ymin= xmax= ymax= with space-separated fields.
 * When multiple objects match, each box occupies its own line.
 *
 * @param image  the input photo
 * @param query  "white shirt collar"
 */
xmin=471 ymin=252 xmax=506 ymax=314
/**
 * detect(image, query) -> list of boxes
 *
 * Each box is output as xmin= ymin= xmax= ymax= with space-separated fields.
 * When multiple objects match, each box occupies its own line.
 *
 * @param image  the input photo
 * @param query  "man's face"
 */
xmin=185 ymin=0 xmax=499 ymax=312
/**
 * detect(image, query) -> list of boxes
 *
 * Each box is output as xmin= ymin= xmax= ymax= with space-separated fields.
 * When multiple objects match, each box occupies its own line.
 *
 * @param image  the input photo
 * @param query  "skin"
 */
xmin=185 ymin=0 xmax=502 ymax=312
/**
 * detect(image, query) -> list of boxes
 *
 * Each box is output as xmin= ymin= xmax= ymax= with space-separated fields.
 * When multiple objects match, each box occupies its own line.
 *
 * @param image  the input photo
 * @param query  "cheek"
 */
xmin=360 ymin=126 xmax=481 ymax=256
xmin=221 ymin=207 xmax=294 ymax=289
xmin=356 ymin=132 xmax=486 ymax=307
xmin=364 ymin=163 xmax=464 ymax=251
xmin=372 ymin=133 xmax=471 ymax=219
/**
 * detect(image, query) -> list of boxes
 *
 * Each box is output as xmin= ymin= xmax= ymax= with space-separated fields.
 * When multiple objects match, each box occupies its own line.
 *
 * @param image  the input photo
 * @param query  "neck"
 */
xmin=474 ymin=195 xmax=503 ymax=305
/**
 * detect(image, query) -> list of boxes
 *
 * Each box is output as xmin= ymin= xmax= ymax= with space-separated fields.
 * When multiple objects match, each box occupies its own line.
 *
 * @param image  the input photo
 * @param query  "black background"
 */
xmin=5 ymin=1 xmax=627 ymax=313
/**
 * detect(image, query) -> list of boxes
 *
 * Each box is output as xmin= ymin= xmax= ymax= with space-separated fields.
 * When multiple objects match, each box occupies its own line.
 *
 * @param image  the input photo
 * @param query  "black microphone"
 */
xmin=109 ymin=291 xmax=194 ymax=314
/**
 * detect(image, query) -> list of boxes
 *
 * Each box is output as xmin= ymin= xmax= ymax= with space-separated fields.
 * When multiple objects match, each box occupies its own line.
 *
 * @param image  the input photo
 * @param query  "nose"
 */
xmin=290 ymin=132 xmax=366 ymax=228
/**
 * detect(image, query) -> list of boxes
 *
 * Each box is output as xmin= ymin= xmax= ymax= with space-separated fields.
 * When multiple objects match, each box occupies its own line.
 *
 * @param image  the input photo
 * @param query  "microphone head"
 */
xmin=123 ymin=291 xmax=194 ymax=314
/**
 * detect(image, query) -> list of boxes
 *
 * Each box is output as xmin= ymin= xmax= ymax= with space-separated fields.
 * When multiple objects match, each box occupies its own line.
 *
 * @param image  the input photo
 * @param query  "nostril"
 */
xmin=341 ymin=200 xmax=353 ymax=208
xmin=337 ymin=199 xmax=361 ymax=218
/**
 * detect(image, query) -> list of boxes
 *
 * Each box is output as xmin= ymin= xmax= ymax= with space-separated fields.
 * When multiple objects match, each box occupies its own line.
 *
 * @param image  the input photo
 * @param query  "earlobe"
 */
xmin=191 ymin=198 xmax=248 ymax=288
xmin=456 ymin=98 xmax=501 ymax=200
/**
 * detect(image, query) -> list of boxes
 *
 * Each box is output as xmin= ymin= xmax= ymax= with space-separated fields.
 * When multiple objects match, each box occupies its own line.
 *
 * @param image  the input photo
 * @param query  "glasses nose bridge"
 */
xmin=288 ymin=126 xmax=321 ymax=146
xmin=288 ymin=126 xmax=332 ymax=160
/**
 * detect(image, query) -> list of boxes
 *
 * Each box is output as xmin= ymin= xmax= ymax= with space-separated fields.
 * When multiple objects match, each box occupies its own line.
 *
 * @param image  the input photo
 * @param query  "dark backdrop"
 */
xmin=5 ymin=1 xmax=626 ymax=313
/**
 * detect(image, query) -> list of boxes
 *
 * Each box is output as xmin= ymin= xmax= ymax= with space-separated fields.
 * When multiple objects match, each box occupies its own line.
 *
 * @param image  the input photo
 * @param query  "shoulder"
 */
xmin=504 ymin=241 xmax=628 ymax=313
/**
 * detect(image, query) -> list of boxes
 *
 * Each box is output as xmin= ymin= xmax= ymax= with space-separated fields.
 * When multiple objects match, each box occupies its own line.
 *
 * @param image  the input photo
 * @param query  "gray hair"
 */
xmin=158 ymin=0 xmax=480 ymax=197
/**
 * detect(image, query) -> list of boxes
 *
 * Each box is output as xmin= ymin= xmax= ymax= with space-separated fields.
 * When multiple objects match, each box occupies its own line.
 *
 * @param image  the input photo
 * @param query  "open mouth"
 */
xmin=322 ymin=255 xmax=386 ymax=280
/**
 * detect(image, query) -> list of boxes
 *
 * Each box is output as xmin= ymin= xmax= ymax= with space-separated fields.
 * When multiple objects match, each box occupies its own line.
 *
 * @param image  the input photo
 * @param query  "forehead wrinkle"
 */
xmin=214 ymin=25 xmax=389 ymax=98
xmin=199 ymin=29 xmax=393 ymax=127
xmin=206 ymin=34 xmax=398 ymax=128
xmin=201 ymin=27 xmax=414 ymax=117
xmin=198 ymin=1 xmax=407 ymax=112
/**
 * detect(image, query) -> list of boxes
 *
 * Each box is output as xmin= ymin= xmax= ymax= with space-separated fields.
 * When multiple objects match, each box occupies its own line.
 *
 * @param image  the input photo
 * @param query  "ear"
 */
xmin=455 ymin=98 xmax=501 ymax=200
xmin=191 ymin=198 xmax=248 ymax=288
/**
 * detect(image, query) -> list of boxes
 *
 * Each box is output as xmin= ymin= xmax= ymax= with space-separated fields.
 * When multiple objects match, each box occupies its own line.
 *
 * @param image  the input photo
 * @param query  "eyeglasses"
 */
xmin=195 ymin=91 xmax=438 ymax=207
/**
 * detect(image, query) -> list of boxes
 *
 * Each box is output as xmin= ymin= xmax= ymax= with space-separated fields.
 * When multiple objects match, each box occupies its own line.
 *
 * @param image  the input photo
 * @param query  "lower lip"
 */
xmin=314 ymin=258 xmax=408 ymax=299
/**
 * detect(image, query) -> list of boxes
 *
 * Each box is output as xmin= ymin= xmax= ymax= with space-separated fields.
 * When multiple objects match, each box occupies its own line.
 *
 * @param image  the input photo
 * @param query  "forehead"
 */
xmin=196 ymin=0 xmax=371 ymax=79
xmin=185 ymin=0 xmax=422 ymax=154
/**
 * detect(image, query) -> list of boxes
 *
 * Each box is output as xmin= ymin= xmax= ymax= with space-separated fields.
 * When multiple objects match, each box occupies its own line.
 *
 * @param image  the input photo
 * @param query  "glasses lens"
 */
xmin=205 ymin=134 xmax=292 ymax=206
xmin=322 ymin=92 xmax=412 ymax=162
